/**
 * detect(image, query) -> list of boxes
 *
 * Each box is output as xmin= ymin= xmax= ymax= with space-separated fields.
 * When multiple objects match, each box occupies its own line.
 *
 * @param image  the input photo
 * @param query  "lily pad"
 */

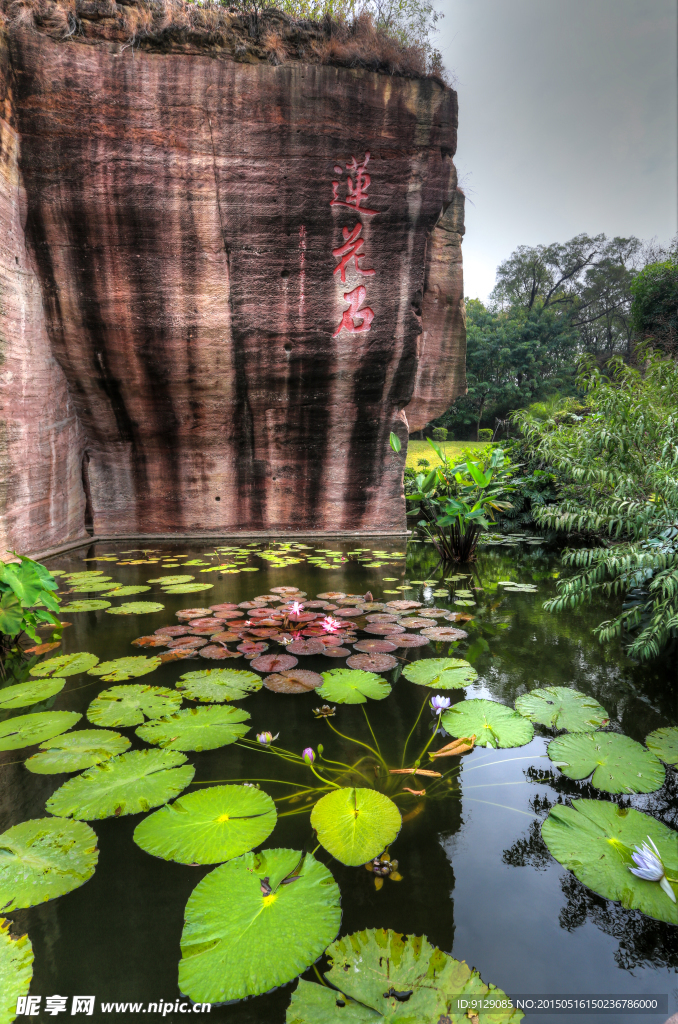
xmin=389 ymin=634 xmax=430 ymax=648
xmin=46 ymin=750 xmax=195 ymax=820
xmin=107 ymin=585 xmax=151 ymax=596
xmin=251 ymin=653 xmax=298 ymax=673
xmin=420 ymin=626 xmax=469 ymax=641
xmin=346 ymin=653 xmax=397 ymax=671
xmin=310 ymin=788 xmax=401 ymax=866
xmin=136 ymin=705 xmax=250 ymax=752
xmin=0 ymin=818 xmax=98 ymax=910
xmin=60 ymin=600 xmax=112 ymax=612
xmin=442 ymin=699 xmax=534 ymax=749
xmin=317 ymin=669 xmax=391 ymax=705
xmin=87 ymin=684 xmax=183 ymax=727
xmin=25 ymin=729 xmax=131 ymax=774
xmin=87 ymin=655 xmax=162 ymax=683
xmin=263 ymin=670 xmax=323 ymax=694
xmin=148 ymin=575 xmax=196 ymax=584
xmin=287 ymin=928 xmax=524 ymax=1024
xmin=178 ymin=848 xmax=341 ymax=1003
xmin=176 ymin=668 xmax=262 ymax=703
xmin=515 ymin=686 xmax=609 ymax=733
xmin=134 ymin=785 xmax=276 ymax=865
xmin=403 ymin=658 xmax=477 ymax=690
xmin=645 ymin=726 xmax=678 ymax=768
xmin=0 ymin=918 xmax=33 ymax=1024
xmin=105 ymin=602 xmax=165 ymax=615
xmin=70 ymin=581 xmax=119 ymax=593
xmin=164 ymin=583 xmax=215 ymax=594
xmin=547 ymin=732 xmax=665 ymax=794
xmin=29 ymin=652 xmax=99 ymax=678
xmin=0 ymin=711 xmax=81 ymax=751
xmin=542 ymin=799 xmax=678 ymax=925
xmin=0 ymin=677 xmax=65 ymax=710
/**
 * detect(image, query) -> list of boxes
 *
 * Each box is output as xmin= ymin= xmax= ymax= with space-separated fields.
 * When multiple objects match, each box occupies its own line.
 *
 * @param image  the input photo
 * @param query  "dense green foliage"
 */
xmin=407 ymin=442 xmax=513 ymax=561
xmin=630 ymin=257 xmax=678 ymax=355
xmin=516 ymin=352 xmax=678 ymax=660
xmin=0 ymin=557 xmax=61 ymax=650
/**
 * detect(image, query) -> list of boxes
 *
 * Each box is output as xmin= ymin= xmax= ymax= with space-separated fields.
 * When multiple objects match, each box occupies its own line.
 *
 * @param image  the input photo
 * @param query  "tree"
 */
xmin=630 ymin=258 xmax=678 ymax=356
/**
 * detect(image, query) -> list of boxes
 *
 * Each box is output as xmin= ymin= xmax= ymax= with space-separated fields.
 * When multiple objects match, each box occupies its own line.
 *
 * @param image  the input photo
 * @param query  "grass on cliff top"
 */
xmin=405 ymin=440 xmax=490 ymax=470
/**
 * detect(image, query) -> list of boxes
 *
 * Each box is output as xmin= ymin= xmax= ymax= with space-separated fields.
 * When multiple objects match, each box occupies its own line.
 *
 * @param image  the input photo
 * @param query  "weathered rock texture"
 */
xmin=0 ymin=4 xmax=465 ymax=550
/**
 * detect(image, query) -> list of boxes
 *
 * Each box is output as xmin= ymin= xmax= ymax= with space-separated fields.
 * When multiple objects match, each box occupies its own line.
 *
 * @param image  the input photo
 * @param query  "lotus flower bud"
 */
xmin=302 ymin=747 xmax=315 ymax=764
xmin=257 ymin=731 xmax=278 ymax=746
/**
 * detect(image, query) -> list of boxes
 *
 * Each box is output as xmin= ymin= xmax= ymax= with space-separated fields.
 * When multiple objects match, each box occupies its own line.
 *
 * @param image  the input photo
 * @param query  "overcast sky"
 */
xmin=437 ymin=0 xmax=678 ymax=301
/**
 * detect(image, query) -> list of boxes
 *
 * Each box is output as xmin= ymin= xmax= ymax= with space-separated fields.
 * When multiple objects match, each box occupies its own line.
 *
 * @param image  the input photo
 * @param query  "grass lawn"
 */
xmin=405 ymin=439 xmax=490 ymax=470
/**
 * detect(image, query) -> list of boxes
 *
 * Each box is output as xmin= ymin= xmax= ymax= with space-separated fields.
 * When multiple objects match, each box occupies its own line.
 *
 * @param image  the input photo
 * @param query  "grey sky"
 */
xmin=437 ymin=0 xmax=678 ymax=301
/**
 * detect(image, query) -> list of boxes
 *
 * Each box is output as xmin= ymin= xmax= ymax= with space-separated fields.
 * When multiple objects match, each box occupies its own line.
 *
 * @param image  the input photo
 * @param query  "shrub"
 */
xmin=478 ymin=429 xmax=493 ymax=442
xmin=0 ymin=556 xmax=61 ymax=657
xmin=431 ymin=427 xmax=448 ymax=441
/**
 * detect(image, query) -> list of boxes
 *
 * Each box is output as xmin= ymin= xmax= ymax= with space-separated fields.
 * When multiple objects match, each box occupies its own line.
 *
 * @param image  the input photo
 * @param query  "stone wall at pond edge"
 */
xmin=0 ymin=1 xmax=466 ymax=548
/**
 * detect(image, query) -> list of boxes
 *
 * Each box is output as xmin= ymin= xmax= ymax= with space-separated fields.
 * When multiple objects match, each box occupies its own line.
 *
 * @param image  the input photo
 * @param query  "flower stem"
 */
xmin=413 ymin=713 xmax=443 ymax=765
xmin=324 ymin=718 xmax=384 ymax=764
xmin=361 ymin=705 xmax=382 ymax=758
xmin=401 ymin=694 xmax=429 ymax=767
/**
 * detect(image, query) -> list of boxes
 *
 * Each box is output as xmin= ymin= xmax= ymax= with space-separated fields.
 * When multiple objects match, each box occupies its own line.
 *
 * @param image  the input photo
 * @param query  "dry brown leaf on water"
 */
xmin=429 ymin=735 xmax=476 ymax=758
xmin=388 ymin=768 xmax=441 ymax=778
xmin=23 ymin=641 xmax=61 ymax=655
xmin=402 ymin=787 xmax=426 ymax=796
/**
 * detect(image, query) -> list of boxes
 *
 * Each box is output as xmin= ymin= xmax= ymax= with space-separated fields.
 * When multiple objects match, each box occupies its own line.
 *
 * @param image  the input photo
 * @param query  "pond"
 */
xmin=1 ymin=537 xmax=677 ymax=1023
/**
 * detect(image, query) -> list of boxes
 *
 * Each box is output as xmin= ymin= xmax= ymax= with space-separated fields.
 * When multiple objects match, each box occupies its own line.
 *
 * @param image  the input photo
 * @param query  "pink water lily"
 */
xmin=321 ymin=616 xmax=342 ymax=633
xmin=289 ymin=601 xmax=304 ymax=616
xmin=302 ymin=747 xmax=315 ymax=764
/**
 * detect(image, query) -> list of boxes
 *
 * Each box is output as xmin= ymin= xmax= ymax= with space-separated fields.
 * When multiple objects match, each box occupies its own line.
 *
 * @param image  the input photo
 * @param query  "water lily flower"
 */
xmin=312 ymin=705 xmax=336 ymax=718
xmin=629 ymin=836 xmax=676 ymax=902
xmin=289 ymin=601 xmax=304 ymax=616
xmin=365 ymin=851 xmax=403 ymax=891
xmin=320 ymin=616 xmax=342 ymax=633
xmin=430 ymin=695 xmax=451 ymax=714
xmin=302 ymin=747 xmax=315 ymax=764
xmin=257 ymin=731 xmax=279 ymax=746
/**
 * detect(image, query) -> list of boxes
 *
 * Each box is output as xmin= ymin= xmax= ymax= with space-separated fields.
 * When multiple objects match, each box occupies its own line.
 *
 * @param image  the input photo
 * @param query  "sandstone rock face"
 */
xmin=0 ymin=10 xmax=465 ymax=549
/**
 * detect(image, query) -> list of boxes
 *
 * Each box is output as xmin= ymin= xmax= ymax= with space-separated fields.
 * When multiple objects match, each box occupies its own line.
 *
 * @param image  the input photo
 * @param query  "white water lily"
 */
xmin=629 ymin=836 xmax=676 ymax=903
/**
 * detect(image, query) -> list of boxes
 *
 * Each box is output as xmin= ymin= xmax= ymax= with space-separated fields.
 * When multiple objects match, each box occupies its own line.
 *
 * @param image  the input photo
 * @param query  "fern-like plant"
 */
xmin=515 ymin=351 xmax=678 ymax=659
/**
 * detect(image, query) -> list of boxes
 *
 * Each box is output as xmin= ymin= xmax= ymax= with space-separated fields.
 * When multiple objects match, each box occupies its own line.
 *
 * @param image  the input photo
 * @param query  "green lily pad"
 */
xmin=542 ymin=799 xmax=678 ymax=925
xmin=176 ymin=669 xmax=262 ymax=703
xmin=0 ymin=677 xmax=65 ymax=710
xmin=316 ymin=669 xmax=391 ymax=705
xmin=134 ymin=785 xmax=276 ymax=865
xmin=136 ymin=705 xmax=250 ymax=752
xmin=87 ymin=656 xmax=162 ymax=683
xmin=441 ymin=699 xmax=534 ymax=749
xmin=310 ymin=788 xmax=401 ymax=866
xmin=163 ymin=583 xmax=214 ymax=594
xmin=0 ymin=818 xmax=98 ymax=910
xmin=0 ymin=711 xmax=81 ymax=751
xmin=547 ymin=732 xmax=665 ymax=794
xmin=25 ymin=729 xmax=131 ymax=774
xmin=70 ymin=581 xmax=120 ymax=593
xmin=287 ymin=928 xmax=524 ymax=1024
xmin=178 ymin=849 xmax=341 ymax=1003
xmin=60 ymin=600 xmax=112 ymax=612
xmin=87 ymin=684 xmax=183 ymax=727
xmin=147 ymin=575 xmax=195 ymax=584
xmin=402 ymin=658 xmax=477 ymax=690
xmin=645 ymin=726 xmax=678 ymax=767
xmin=108 ymin=585 xmax=151 ymax=597
xmin=515 ymin=687 xmax=609 ymax=733
xmin=105 ymin=602 xmax=165 ymax=615
xmin=29 ymin=652 xmax=99 ymax=678
xmin=46 ymin=749 xmax=195 ymax=820
xmin=0 ymin=918 xmax=33 ymax=1024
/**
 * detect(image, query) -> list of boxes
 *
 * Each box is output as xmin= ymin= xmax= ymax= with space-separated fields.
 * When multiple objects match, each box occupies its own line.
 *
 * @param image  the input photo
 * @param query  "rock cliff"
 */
xmin=0 ymin=3 xmax=465 ymax=550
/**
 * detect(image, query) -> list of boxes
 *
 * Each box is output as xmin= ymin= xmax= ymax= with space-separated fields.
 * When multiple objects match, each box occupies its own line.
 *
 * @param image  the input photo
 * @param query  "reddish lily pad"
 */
xmin=334 ymin=608 xmax=363 ymax=618
xmin=353 ymin=639 xmax=398 ymax=653
xmin=347 ymin=653 xmax=398 ymax=671
xmin=364 ymin=624 xmax=405 ymax=636
xmin=396 ymin=617 xmax=432 ymax=629
xmin=176 ymin=608 xmax=213 ymax=621
xmin=245 ymin=627 xmax=280 ymax=638
xmin=263 ymin=670 xmax=323 ymax=693
xmin=189 ymin=617 xmax=226 ymax=628
xmin=420 ymin=627 xmax=468 ymax=641
xmin=316 ymin=592 xmax=346 ymax=600
xmin=160 ymin=650 xmax=196 ymax=663
xmin=320 ymin=634 xmax=349 ymax=647
xmin=156 ymin=626 xmax=193 ymax=636
xmin=385 ymin=600 xmax=421 ymax=610
xmin=210 ymin=631 xmax=243 ymax=643
xmin=322 ymin=647 xmax=351 ymax=658
xmin=365 ymin=614 xmax=398 ymax=622
xmin=167 ymin=637 xmax=207 ymax=650
xmin=210 ymin=604 xmax=239 ymax=613
xmin=305 ymin=601 xmax=331 ymax=609
xmin=132 ymin=635 xmax=171 ymax=648
xmin=200 ymin=646 xmax=242 ymax=660
xmin=250 ymin=653 xmax=299 ymax=672
xmin=418 ymin=608 xmax=450 ymax=618
xmin=389 ymin=634 xmax=430 ymax=648
xmin=271 ymin=586 xmax=306 ymax=595
xmin=286 ymin=640 xmax=325 ymax=656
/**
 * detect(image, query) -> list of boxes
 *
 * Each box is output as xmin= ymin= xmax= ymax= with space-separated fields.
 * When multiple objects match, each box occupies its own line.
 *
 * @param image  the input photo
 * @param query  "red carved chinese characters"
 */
xmin=331 ymin=152 xmax=378 ymax=336
xmin=331 ymin=152 xmax=378 ymax=216
xmin=332 ymin=224 xmax=375 ymax=283
xmin=332 ymin=285 xmax=374 ymax=337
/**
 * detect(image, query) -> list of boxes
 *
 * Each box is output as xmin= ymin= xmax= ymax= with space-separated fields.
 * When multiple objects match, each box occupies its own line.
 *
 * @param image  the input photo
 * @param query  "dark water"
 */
xmin=1 ymin=537 xmax=677 ymax=1023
